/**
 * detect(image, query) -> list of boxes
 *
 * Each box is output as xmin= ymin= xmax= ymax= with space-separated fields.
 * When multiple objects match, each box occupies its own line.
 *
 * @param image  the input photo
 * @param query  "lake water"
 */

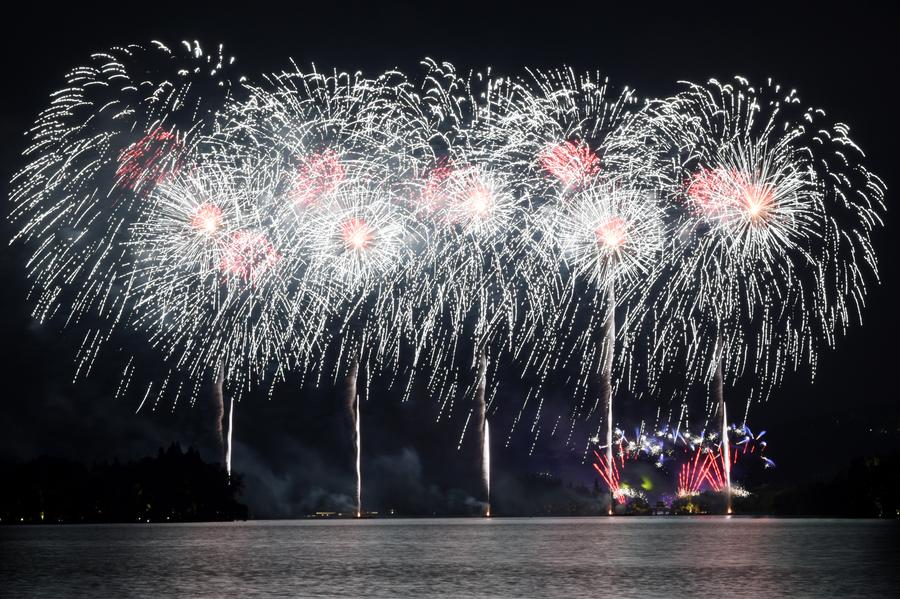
xmin=1 ymin=518 xmax=898 ymax=597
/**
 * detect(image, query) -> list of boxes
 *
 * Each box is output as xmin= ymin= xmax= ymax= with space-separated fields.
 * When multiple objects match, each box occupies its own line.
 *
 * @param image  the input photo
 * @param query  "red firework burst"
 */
xmin=685 ymin=168 xmax=725 ymax=213
xmin=461 ymin=183 xmax=493 ymax=218
xmin=420 ymin=161 xmax=454 ymax=213
xmin=116 ymin=127 xmax=183 ymax=192
xmin=341 ymin=218 xmax=374 ymax=251
xmin=219 ymin=230 xmax=281 ymax=281
xmin=677 ymin=448 xmax=727 ymax=496
xmin=539 ymin=141 xmax=600 ymax=188
xmin=289 ymin=150 xmax=345 ymax=207
xmin=686 ymin=168 xmax=776 ymax=223
xmin=190 ymin=203 xmax=223 ymax=235
xmin=593 ymin=449 xmax=626 ymax=504
xmin=595 ymin=217 xmax=627 ymax=248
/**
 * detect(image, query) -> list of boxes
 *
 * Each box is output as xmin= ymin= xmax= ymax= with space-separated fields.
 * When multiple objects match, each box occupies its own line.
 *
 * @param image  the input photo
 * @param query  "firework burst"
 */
xmin=128 ymin=159 xmax=322 ymax=391
xmin=9 ymin=41 xmax=241 ymax=333
xmin=628 ymin=76 xmax=885 ymax=410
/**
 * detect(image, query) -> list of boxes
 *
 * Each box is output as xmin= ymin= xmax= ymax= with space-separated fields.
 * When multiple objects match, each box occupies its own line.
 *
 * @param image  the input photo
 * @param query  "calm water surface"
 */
xmin=2 ymin=518 xmax=898 ymax=598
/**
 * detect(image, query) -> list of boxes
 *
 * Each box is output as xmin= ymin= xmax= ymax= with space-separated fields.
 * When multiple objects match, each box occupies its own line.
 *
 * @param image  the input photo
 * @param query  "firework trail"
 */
xmin=482 ymin=419 xmax=491 ymax=517
xmin=309 ymin=184 xmax=418 ymax=513
xmin=345 ymin=360 xmax=362 ymax=517
xmin=476 ymin=349 xmax=490 ymax=516
xmin=130 ymin=159 xmax=305 ymax=472
xmin=313 ymin=192 xmax=419 ymax=497
xmin=717 ymin=369 xmax=732 ymax=513
xmin=130 ymin=65 xmax=424 ymax=474
xmin=603 ymin=297 xmax=614 ymax=514
xmin=213 ymin=364 xmax=226 ymax=466
xmin=555 ymin=184 xmax=666 ymax=498
xmin=226 ymin=387 xmax=236 ymax=477
xmin=218 ymin=64 xmax=437 ymax=498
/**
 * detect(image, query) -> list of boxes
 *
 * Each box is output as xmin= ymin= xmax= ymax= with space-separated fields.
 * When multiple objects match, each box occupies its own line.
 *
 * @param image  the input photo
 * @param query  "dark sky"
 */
xmin=1 ymin=1 xmax=898 ymax=516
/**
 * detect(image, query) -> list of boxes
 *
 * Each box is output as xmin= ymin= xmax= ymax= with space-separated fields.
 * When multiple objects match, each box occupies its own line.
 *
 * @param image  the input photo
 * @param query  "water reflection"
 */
xmin=1 ymin=518 xmax=898 ymax=598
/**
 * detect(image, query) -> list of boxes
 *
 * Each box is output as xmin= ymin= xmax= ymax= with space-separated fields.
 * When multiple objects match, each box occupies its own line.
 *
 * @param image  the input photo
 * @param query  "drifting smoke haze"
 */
xmin=228 ymin=387 xmax=490 ymax=517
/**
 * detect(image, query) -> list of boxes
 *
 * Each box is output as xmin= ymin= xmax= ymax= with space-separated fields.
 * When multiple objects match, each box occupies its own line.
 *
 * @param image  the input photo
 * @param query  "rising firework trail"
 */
xmin=715 ymin=364 xmax=732 ymax=514
xmin=213 ymin=364 xmax=226 ymax=467
xmin=476 ymin=349 xmax=491 ymax=516
xmin=345 ymin=360 xmax=362 ymax=518
xmin=602 ymin=288 xmax=615 ymax=515
xmin=410 ymin=62 xmax=535 ymax=494
xmin=226 ymin=394 xmax=235 ymax=477
xmin=129 ymin=157 xmax=305 ymax=475
xmin=526 ymin=180 xmax=666 ymax=493
xmin=219 ymin=66 xmax=433 ymax=499
xmin=304 ymin=184 xmax=418 ymax=510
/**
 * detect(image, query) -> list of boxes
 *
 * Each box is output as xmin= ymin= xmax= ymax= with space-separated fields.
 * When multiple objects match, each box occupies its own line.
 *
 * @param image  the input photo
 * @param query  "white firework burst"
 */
xmin=556 ymin=182 xmax=666 ymax=291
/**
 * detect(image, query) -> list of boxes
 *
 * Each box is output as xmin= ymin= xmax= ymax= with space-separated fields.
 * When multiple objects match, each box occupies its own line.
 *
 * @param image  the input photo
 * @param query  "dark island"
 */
xmin=0 ymin=444 xmax=247 ymax=524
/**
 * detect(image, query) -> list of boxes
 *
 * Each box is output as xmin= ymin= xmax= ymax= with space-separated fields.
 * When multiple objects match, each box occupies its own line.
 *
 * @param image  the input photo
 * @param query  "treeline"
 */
xmin=0 ymin=444 xmax=248 ymax=524
xmin=744 ymin=454 xmax=900 ymax=518
xmin=672 ymin=454 xmax=900 ymax=517
xmin=2 ymin=449 xmax=895 ymax=521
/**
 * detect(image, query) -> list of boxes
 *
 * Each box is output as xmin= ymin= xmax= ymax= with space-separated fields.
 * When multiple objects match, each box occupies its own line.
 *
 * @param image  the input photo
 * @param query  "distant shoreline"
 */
xmin=4 ymin=514 xmax=898 ymax=525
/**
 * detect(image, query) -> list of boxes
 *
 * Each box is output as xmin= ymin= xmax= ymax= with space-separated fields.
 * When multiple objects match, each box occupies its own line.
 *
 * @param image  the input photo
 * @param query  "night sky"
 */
xmin=1 ymin=2 xmax=898 ymax=517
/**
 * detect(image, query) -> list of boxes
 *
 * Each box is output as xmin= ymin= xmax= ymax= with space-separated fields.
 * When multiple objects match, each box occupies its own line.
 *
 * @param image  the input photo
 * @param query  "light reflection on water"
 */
xmin=1 ymin=517 xmax=898 ymax=598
